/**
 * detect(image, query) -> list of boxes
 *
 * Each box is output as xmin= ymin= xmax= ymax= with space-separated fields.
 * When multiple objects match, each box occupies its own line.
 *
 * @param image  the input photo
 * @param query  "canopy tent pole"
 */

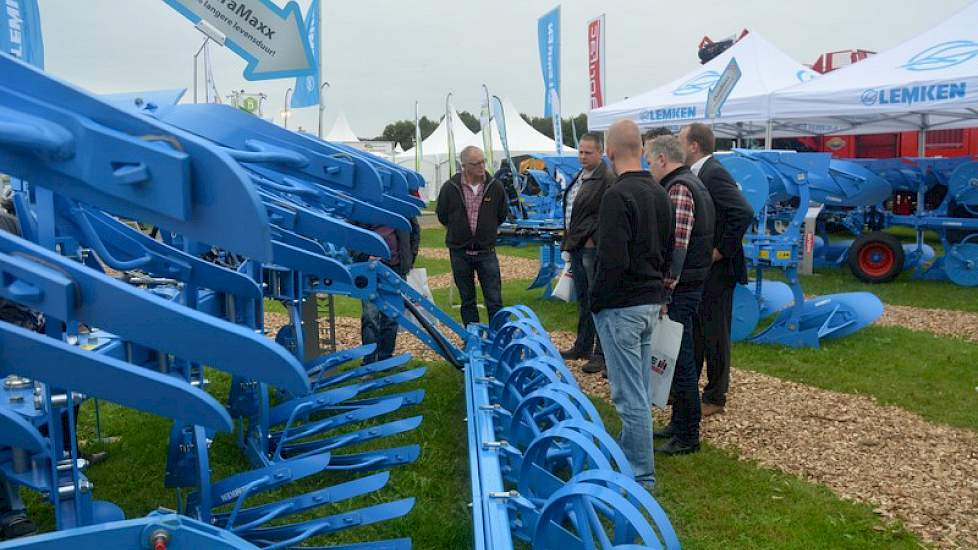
xmin=764 ymin=120 xmax=773 ymax=149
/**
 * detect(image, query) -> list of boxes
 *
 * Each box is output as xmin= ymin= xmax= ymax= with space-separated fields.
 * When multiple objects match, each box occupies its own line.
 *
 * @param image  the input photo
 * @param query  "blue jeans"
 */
xmin=571 ymin=248 xmax=602 ymax=357
xmin=449 ymin=249 xmax=503 ymax=326
xmin=593 ymin=303 xmax=662 ymax=488
xmin=666 ymin=287 xmax=704 ymax=446
xmin=361 ymin=299 xmax=399 ymax=364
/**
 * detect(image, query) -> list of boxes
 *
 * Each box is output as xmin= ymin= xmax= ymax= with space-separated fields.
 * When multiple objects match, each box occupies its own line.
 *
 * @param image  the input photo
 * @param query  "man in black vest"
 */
xmin=591 ymin=119 xmax=673 ymax=491
xmin=679 ymin=123 xmax=754 ymax=417
xmin=646 ymin=135 xmax=715 ymax=455
xmin=559 ymin=133 xmax=614 ymax=374
xmin=436 ymin=145 xmax=509 ymax=326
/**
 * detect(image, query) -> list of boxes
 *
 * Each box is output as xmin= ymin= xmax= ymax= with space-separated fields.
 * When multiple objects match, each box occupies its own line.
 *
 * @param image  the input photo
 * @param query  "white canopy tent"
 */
xmin=400 ymin=108 xmax=476 ymax=201
xmin=770 ymin=1 xmax=978 ymax=145
xmin=323 ymin=111 xmax=360 ymax=143
xmin=588 ymin=32 xmax=818 ymax=139
xmin=468 ymin=97 xmax=576 ymax=158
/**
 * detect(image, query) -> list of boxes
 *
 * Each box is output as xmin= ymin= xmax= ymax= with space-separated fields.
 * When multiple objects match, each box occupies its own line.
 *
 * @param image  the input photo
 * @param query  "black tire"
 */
xmin=847 ymin=231 xmax=904 ymax=283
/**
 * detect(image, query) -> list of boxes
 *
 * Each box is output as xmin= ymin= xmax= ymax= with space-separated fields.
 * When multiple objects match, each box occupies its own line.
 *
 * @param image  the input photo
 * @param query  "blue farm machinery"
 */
xmin=718 ymin=150 xmax=885 ymax=347
xmin=0 ymin=54 xmax=679 ymax=549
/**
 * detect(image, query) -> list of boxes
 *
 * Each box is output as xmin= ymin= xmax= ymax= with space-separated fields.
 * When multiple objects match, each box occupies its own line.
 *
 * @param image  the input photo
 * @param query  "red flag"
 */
xmin=587 ymin=15 xmax=606 ymax=109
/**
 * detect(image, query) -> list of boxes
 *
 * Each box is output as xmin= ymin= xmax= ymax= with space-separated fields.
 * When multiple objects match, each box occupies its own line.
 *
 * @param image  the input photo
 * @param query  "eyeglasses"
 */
xmin=463 ymin=160 xmax=486 ymax=166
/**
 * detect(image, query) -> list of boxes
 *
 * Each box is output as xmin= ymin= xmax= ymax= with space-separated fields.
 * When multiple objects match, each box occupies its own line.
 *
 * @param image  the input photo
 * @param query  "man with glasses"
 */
xmin=436 ymin=145 xmax=509 ymax=325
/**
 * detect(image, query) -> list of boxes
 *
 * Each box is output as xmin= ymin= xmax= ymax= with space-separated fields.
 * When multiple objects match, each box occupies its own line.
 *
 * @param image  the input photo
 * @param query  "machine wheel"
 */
xmin=848 ymin=232 xmax=904 ymax=283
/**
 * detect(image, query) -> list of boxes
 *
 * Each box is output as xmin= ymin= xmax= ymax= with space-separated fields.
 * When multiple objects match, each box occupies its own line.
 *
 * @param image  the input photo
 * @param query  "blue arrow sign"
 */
xmin=706 ymin=57 xmax=742 ymax=119
xmin=162 ymin=0 xmax=316 ymax=81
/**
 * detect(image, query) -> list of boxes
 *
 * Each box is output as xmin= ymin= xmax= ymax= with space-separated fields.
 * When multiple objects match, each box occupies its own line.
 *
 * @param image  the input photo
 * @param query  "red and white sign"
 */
xmin=587 ymin=15 xmax=606 ymax=109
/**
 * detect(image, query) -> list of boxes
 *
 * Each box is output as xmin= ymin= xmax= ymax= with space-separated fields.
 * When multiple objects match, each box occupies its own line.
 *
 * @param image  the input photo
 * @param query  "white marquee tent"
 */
xmin=769 ymin=0 xmax=978 ymax=144
xmin=588 ymin=32 xmax=819 ymax=139
xmin=468 ymin=97 xmax=576 ymax=158
xmin=323 ymin=111 xmax=360 ymax=143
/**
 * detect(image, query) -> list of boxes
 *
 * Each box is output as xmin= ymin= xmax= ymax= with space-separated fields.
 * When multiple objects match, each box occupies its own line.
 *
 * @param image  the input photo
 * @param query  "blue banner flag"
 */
xmin=291 ymin=0 xmax=321 ymax=108
xmin=537 ymin=6 xmax=561 ymax=117
xmin=1 ymin=0 xmax=44 ymax=69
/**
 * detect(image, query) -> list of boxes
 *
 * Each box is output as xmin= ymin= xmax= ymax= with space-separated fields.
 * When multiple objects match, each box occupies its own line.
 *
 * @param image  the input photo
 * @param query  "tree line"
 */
xmin=374 ymin=112 xmax=590 ymax=150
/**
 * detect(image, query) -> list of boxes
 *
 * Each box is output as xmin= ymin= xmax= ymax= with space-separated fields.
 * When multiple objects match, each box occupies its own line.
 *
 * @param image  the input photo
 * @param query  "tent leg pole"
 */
xmin=764 ymin=120 xmax=773 ymax=149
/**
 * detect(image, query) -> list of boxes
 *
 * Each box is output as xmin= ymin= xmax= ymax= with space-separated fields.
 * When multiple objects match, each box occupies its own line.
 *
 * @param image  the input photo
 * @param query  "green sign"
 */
xmin=240 ymin=96 xmax=260 ymax=114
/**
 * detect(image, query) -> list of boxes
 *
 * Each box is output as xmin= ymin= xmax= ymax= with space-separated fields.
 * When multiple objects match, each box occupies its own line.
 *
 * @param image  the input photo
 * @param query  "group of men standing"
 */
xmin=434 ymin=120 xmax=752 ymax=491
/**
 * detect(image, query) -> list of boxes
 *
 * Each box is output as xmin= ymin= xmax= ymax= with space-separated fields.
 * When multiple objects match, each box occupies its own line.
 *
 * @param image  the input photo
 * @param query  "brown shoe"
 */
xmin=701 ymin=403 xmax=725 ymax=417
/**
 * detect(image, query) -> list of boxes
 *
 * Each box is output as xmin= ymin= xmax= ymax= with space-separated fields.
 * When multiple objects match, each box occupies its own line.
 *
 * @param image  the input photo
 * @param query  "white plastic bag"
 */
xmin=649 ymin=316 xmax=684 ymax=409
xmin=551 ymin=265 xmax=575 ymax=302
xmin=405 ymin=268 xmax=436 ymax=326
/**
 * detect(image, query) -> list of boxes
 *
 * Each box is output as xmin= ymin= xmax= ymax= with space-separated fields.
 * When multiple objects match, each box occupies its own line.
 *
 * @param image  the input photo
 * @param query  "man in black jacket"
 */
xmin=591 ymin=119 xmax=673 ymax=491
xmin=646 ymin=135 xmax=715 ymax=456
xmin=679 ymin=123 xmax=754 ymax=417
xmin=360 ymin=217 xmax=421 ymax=364
xmin=559 ymin=133 xmax=614 ymax=374
xmin=436 ymin=145 xmax=509 ymax=325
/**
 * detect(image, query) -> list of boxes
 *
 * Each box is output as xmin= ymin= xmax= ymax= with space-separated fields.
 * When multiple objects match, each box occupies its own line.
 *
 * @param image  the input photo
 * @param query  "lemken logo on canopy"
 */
xmin=860 ymin=82 xmax=967 ymax=106
xmin=901 ymin=41 xmax=978 ymax=71
xmin=672 ymin=71 xmax=720 ymax=96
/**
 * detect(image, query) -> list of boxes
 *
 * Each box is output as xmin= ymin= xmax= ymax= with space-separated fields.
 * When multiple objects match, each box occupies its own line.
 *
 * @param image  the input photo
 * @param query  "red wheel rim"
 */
xmin=858 ymin=243 xmax=895 ymax=278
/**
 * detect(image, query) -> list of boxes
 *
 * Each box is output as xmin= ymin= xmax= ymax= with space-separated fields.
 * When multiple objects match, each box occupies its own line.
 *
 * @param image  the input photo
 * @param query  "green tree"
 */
xmin=456 ymin=111 xmax=481 ymax=133
xmin=376 ymin=115 xmax=438 ymax=150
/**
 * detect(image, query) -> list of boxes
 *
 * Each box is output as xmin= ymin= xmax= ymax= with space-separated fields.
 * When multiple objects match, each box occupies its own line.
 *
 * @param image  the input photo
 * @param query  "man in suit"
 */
xmin=559 ymin=133 xmax=615 ymax=374
xmin=591 ymin=119 xmax=673 ymax=491
xmin=436 ymin=145 xmax=509 ymax=326
xmin=678 ymin=123 xmax=753 ymax=417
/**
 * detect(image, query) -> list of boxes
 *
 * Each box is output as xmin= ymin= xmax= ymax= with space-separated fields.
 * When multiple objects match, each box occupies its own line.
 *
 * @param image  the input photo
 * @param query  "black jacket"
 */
xmin=697 ymin=156 xmax=754 ymax=285
xmin=590 ymin=171 xmax=673 ymax=313
xmin=436 ymin=172 xmax=509 ymax=251
xmin=561 ymin=161 xmax=614 ymax=251
xmin=659 ymin=166 xmax=716 ymax=290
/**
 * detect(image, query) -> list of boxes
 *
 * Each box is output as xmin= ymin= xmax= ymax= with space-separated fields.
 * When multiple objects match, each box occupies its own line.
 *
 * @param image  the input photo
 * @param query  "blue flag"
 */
xmin=537 ymin=6 xmax=560 ymax=117
xmin=291 ymin=0 xmax=320 ymax=108
xmin=1 ymin=0 xmax=44 ymax=69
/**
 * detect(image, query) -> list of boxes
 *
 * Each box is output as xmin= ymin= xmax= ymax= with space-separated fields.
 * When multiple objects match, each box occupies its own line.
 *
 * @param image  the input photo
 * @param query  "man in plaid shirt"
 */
xmin=646 ymin=135 xmax=715 ymax=456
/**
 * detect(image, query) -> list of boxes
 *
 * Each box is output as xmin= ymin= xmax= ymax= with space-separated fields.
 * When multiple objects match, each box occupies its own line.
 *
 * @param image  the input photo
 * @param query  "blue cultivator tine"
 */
xmin=0 ymin=231 xmax=309 ymax=395
xmin=242 ymin=499 xmax=415 ymax=549
xmin=302 ymin=540 xmax=412 ymax=550
xmin=280 ymin=416 xmax=424 ymax=460
xmin=0 ymin=322 xmax=231 ymax=432
xmin=270 ymin=398 xmax=408 ymax=446
xmin=311 ymin=353 xmax=413 ymax=390
xmin=0 ymin=53 xmax=273 ymax=260
xmin=211 ymin=472 xmax=393 ymax=531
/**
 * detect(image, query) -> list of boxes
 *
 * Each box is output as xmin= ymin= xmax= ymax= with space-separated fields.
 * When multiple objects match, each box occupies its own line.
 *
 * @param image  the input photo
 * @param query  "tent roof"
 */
xmin=402 ymin=107 xmax=476 ymax=158
xmin=770 ymin=1 xmax=978 ymax=136
xmin=588 ymin=32 xmax=818 ymax=133
xmin=324 ymin=111 xmax=360 ymax=142
xmin=470 ymin=97 xmax=576 ymax=157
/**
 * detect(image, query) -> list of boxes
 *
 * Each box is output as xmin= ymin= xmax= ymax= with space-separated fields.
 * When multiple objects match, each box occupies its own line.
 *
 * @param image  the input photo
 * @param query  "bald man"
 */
xmin=590 ymin=119 xmax=673 ymax=491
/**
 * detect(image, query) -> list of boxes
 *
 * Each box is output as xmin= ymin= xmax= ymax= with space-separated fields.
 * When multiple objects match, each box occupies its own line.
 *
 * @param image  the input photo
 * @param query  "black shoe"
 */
xmin=581 ymin=356 xmax=605 ymax=374
xmin=80 ymin=451 xmax=109 ymax=466
xmin=560 ymin=348 xmax=588 ymax=361
xmin=653 ymin=424 xmax=676 ymax=439
xmin=654 ymin=437 xmax=700 ymax=456
xmin=0 ymin=511 xmax=37 ymax=540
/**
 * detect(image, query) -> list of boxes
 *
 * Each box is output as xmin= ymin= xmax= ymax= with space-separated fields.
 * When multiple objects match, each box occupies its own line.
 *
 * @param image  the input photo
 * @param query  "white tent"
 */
xmin=469 ymin=97 xmax=576 ymax=158
xmin=400 ymin=108 xmax=476 ymax=201
xmin=770 ymin=1 xmax=978 ymax=143
xmin=324 ymin=111 xmax=360 ymax=143
xmin=588 ymin=32 xmax=818 ymax=137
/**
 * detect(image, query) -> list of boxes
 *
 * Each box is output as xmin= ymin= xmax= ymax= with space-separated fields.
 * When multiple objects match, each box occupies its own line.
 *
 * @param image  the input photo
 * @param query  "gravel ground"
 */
xmin=877 ymin=304 xmax=978 ymax=343
xmin=419 ymin=248 xmax=545 ymax=290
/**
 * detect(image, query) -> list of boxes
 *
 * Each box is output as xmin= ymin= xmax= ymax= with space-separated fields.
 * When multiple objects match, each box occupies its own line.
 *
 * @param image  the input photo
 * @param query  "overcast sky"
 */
xmin=39 ymin=0 xmax=972 ymax=137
